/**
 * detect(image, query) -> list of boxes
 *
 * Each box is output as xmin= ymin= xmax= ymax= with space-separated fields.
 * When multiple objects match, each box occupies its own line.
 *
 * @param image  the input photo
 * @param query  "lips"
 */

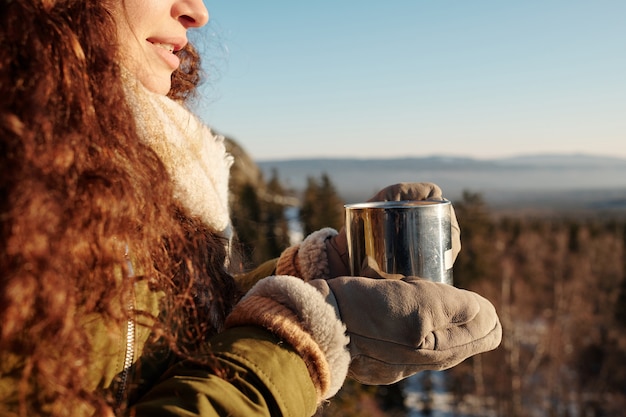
xmin=147 ymin=38 xmax=184 ymax=70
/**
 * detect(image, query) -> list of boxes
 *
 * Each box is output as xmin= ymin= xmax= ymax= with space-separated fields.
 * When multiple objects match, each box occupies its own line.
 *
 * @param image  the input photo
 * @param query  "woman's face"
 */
xmin=112 ymin=0 xmax=209 ymax=95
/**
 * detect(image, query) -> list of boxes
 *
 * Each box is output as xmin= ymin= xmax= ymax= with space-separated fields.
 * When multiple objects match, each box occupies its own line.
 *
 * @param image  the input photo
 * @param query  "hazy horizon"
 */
xmin=257 ymin=153 xmax=626 ymax=210
xmin=254 ymin=150 xmax=626 ymax=163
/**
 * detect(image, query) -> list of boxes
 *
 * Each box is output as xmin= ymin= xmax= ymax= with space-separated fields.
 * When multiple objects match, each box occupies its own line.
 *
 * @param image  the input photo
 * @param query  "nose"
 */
xmin=175 ymin=0 xmax=209 ymax=28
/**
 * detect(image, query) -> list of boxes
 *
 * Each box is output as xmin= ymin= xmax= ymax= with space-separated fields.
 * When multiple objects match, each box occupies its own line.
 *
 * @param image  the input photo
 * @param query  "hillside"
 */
xmin=256 ymin=154 xmax=626 ymax=213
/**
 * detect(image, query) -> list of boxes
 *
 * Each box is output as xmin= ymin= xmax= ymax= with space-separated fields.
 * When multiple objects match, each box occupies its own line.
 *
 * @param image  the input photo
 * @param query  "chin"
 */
xmin=147 ymin=80 xmax=172 ymax=96
xmin=139 ymin=72 xmax=173 ymax=96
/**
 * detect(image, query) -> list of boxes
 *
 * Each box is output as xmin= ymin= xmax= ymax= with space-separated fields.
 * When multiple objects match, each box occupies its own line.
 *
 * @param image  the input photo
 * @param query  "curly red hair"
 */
xmin=1 ymin=1 xmax=237 ymax=415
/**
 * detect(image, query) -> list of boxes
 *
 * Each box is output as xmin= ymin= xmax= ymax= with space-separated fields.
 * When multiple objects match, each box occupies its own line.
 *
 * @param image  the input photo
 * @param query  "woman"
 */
xmin=0 ymin=1 xmax=502 ymax=416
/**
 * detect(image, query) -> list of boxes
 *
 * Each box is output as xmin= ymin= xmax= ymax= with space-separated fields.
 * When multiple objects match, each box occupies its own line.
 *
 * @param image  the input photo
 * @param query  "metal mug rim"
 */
xmin=344 ymin=199 xmax=450 ymax=210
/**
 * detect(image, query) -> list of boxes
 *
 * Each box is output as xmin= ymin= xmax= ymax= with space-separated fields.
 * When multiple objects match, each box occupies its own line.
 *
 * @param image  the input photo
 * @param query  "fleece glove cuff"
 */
xmin=225 ymin=275 xmax=350 ymax=401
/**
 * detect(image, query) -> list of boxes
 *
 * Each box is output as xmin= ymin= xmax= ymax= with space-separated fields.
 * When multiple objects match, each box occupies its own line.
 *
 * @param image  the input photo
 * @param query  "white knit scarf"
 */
xmin=122 ymin=74 xmax=234 ymax=240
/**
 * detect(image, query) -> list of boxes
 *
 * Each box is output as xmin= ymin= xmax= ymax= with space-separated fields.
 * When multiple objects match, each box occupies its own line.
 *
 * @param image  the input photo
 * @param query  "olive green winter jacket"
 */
xmin=0 ymin=259 xmax=318 ymax=417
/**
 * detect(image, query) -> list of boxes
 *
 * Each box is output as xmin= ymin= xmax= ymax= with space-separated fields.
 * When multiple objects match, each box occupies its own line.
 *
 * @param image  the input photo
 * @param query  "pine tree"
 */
xmin=615 ymin=222 xmax=626 ymax=326
xmin=264 ymin=169 xmax=291 ymax=258
xmin=300 ymin=173 xmax=344 ymax=235
xmin=452 ymin=190 xmax=495 ymax=288
xmin=225 ymin=136 xmax=291 ymax=268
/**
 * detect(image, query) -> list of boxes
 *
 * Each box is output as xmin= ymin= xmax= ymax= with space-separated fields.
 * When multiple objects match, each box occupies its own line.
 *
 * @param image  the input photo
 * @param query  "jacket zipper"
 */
xmin=116 ymin=247 xmax=136 ymax=408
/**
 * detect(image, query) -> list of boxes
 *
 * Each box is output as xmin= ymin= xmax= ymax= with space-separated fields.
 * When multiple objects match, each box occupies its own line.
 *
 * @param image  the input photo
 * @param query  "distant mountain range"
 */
xmin=257 ymin=154 xmax=626 ymax=213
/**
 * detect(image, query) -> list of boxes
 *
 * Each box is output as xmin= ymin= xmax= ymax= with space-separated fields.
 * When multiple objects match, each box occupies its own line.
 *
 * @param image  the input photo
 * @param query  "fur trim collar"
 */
xmin=123 ymin=75 xmax=233 ymax=239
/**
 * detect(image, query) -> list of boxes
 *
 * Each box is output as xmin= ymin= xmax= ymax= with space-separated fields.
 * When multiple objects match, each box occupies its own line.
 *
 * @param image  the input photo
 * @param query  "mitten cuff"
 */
xmin=225 ymin=275 xmax=350 ymax=400
xmin=276 ymin=228 xmax=338 ymax=281
xmin=275 ymin=245 xmax=301 ymax=277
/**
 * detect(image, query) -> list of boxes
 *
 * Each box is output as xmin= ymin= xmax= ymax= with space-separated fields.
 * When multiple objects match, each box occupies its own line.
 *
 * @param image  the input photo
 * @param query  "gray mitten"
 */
xmin=366 ymin=182 xmax=445 ymax=202
xmin=309 ymin=276 xmax=502 ymax=385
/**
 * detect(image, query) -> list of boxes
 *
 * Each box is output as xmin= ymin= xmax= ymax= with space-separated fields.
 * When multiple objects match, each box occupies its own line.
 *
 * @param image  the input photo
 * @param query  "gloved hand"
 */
xmin=225 ymin=274 xmax=501 ymax=400
xmin=309 ymin=275 xmax=502 ymax=385
xmin=275 ymin=182 xmax=461 ymax=280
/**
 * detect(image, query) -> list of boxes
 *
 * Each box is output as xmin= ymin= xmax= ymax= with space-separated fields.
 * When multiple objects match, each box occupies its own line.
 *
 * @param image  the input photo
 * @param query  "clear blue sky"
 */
xmin=193 ymin=1 xmax=625 ymax=161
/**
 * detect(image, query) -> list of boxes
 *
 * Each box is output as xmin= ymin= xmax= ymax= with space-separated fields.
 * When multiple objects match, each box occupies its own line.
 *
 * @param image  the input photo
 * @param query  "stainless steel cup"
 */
xmin=344 ymin=200 xmax=453 ymax=284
